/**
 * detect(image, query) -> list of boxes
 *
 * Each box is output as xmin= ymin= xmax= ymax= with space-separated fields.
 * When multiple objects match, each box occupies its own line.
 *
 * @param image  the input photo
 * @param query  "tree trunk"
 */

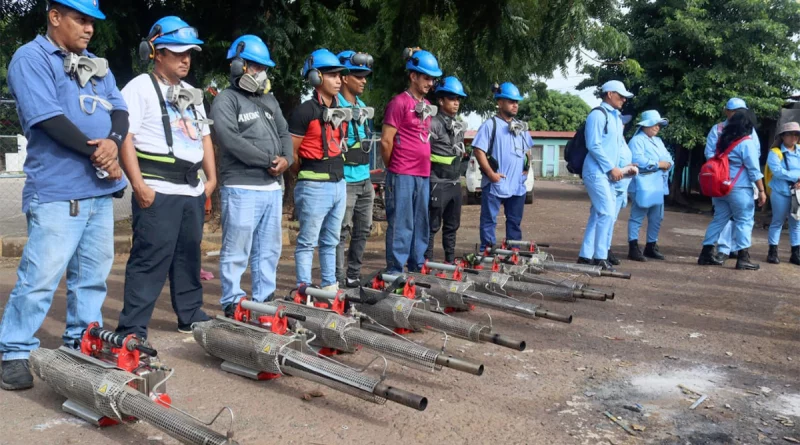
xmin=667 ymin=144 xmax=691 ymax=207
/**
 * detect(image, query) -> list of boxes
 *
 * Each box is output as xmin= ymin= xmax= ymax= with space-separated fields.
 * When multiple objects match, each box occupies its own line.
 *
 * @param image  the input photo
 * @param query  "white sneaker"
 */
xmin=321 ymin=283 xmax=339 ymax=292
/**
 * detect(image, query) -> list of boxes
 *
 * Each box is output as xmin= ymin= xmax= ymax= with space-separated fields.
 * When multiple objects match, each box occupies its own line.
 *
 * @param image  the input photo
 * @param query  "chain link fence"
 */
xmin=0 ymin=100 xmax=132 ymax=238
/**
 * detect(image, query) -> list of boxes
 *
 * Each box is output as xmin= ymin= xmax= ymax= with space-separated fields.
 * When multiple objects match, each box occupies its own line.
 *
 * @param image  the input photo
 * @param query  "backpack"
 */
xmin=763 ymin=147 xmax=788 ymax=196
xmin=698 ymin=135 xmax=750 ymax=197
xmin=565 ymin=107 xmax=608 ymax=177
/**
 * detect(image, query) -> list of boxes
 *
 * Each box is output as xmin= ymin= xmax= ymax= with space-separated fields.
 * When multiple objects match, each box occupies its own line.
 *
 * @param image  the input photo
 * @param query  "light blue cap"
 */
xmin=725 ymin=98 xmax=748 ymax=110
xmin=601 ymin=80 xmax=634 ymax=98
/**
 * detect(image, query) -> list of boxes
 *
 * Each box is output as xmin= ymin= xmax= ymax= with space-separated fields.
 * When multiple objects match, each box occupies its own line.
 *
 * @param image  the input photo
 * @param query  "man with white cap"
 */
xmin=115 ymin=16 xmax=216 ymax=338
xmin=702 ymin=98 xmax=760 ymax=264
xmin=577 ymin=80 xmax=634 ymax=271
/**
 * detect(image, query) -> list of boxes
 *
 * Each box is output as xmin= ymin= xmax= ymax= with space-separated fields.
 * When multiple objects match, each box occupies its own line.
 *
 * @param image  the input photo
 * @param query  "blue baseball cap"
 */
xmin=725 ymin=98 xmax=748 ymax=110
xmin=601 ymin=80 xmax=634 ymax=98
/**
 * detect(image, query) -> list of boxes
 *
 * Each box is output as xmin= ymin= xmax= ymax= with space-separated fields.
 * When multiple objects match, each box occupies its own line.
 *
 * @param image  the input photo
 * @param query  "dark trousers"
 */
xmin=426 ymin=181 xmax=462 ymax=263
xmin=116 ymin=192 xmax=208 ymax=338
xmin=336 ymin=179 xmax=375 ymax=282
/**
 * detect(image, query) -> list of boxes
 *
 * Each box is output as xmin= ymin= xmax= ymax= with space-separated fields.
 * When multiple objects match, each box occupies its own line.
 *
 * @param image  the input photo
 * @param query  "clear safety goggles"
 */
xmin=163 ymin=26 xmax=200 ymax=42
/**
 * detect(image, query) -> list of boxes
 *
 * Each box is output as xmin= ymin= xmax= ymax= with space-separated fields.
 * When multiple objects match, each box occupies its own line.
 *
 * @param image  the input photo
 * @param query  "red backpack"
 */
xmin=699 ymin=135 xmax=750 ymax=197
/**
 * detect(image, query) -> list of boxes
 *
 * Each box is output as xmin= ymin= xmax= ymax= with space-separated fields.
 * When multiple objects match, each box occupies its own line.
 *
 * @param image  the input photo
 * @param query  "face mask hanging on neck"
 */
xmin=63 ymin=53 xmax=108 ymax=87
xmin=509 ymin=120 xmax=529 ymax=137
xmin=414 ymin=102 xmax=438 ymax=122
xmin=79 ymin=95 xmax=112 ymax=115
xmin=165 ymin=86 xmax=214 ymax=126
xmin=352 ymin=107 xmax=375 ymax=126
xmin=322 ymin=108 xmax=353 ymax=130
xmin=238 ymin=70 xmax=269 ymax=95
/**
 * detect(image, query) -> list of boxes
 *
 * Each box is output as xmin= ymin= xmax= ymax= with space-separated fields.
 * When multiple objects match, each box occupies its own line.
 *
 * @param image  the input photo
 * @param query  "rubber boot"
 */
xmin=735 ymin=249 xmax=760 ymax=271
xmin=644 ymin=242 xmax=666 ymax=260
xmin=607 ymin=250 xmax=621 ymax=266
xmin=767 ymin=245 xmax=780 ymax=264
xmin=698 ymin=245 xmax=724 ymax=266
xmin=627 ymin=240 xmax=647 ymax=262
xmin=791 ymin=246 xmax=800 ymax=266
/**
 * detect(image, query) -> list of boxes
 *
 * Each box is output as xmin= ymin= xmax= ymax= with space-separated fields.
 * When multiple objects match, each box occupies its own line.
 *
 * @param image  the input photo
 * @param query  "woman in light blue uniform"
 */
xmin=766 ymin=122 xmax=800 ymax=265
xmin=697 ymin=111 xmax=766 ymax=270
xmin=627 ymin=110 xmax=673 ymax=261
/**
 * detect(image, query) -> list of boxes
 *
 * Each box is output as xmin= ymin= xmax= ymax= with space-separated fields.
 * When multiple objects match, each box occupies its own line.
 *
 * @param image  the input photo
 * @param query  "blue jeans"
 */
xmin=0 ymin=195 xmax=114 ymax=361
xmin=385 ymin=172 xmax=429 ymax=274
xmin=628 ymin=194 xmax=664 ymax=243
xmin=768 ymin=192 xmax=800 ymax=246
xmin=579 ymin=174 xmax=616 ymax=260
xmin=479 ymin=183 xmax=525 ymax=250
xmin=220 ymin=187 xmax=283 ymax=307
xmin=294 ymin=180 xmax=346 ymax=287
xmin=703 ymin=187 xmax=755 ymax=251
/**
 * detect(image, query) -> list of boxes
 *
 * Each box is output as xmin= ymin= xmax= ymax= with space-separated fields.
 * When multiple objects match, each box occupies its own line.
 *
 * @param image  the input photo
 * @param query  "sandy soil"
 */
xmin=0 ymin=181 xmax=797 ymax=445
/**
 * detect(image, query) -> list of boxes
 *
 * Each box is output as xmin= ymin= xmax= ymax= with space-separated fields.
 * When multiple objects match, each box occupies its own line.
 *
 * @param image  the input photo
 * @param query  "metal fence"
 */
xmin=0 ymin=100 xmax=132 ymax=238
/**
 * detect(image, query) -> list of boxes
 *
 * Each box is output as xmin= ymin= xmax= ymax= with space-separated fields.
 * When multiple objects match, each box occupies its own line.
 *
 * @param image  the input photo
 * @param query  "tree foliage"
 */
xmin=0 ymin=0 xmax=617 ymax=118
xmin=518 ymin=83 xmax=591 ymax=131
xmin=579 ymin=0 xmax=800 ymax=150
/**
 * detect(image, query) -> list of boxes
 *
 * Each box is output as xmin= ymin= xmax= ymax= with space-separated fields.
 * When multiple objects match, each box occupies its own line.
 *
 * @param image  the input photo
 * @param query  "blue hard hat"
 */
xmin=337 ymin=50 xmax=373 ymax=75
xmin=435 ymin=76 xmax=467 ymax=97
xmin=494 ymin=82 xmax=524 ymax=101
xmin=303 ymin=49 xmax=349 ymax=77
xmin=50 ymin=0 xmax=106 ymax=20
xmin=726 ymin=97 xmax=748 ymax=110
xmin=227 ymin=35 xmax=275 ymax=68
xmin=149 ymin=16 xmax=203 ymax=46
xmin=405 ymin=49 xmax=442 ymax=77
xmin=637 ymin=110 xmax=669 ymax=128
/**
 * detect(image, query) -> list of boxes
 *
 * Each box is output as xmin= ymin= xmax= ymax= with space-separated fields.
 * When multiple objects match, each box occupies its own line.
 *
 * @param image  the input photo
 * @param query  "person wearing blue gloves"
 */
xmin=210 ymin=35 xmax=293 ymax=316
xmin=627 ymin=110 xmax=673 ymax=262
xmin=473 ymin=82 xmax=534 ymax=251
xmin=0 ymin=0 xmax=128 ymax=390
xmin=577 ymin=80 xmax=634 ymax=271
xmin=765 ymin=122 xmax=800 ymax=265
xmin=426 ymin=76 xmax=468 ymax=263
xmin=704 ymin=98 xmax=760 ymax=263
xmin=697 ymin=111 xmax=766 ymax=270
xmin=335 ymin=50 xmax=376 ymax=287
xmin=116 ymin=16 xmax=217 ymax=338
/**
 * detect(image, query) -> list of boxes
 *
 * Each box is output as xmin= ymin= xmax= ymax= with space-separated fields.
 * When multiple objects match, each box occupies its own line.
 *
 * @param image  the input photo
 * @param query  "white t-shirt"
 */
xmin=121 ymin=74 xmax=210 ymax=197
xmin=228 ymin=183 xmax=282 ymax=192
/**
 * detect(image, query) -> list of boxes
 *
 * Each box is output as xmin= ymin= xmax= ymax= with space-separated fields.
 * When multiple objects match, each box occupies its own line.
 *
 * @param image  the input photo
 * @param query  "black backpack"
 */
xmin=565 ymin=107 xmax=608 ymax=177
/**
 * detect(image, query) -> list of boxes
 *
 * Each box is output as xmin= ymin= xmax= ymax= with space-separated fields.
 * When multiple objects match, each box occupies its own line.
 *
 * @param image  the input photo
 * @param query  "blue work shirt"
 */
xmin=723 ymin=137 xmax=763 ymax=189
xmin=767 ymin=144 xmax=800 ymax=197
xmin=614 ymin=140 xmax=633 ymax=193
xmin=473 ymin=117 xmax=534 ymax=198
xmin=704 ymin=121 xmax=760 ymax=160
xmin=628 ymin=130 xmax=673 ymax=194
xmin=582 ymin=102 xmax=626 ymax=178
xmin=337 ymin=93 xmax=371 ymax=183
xmin=8 ymin=35 xmax=127 ymax=212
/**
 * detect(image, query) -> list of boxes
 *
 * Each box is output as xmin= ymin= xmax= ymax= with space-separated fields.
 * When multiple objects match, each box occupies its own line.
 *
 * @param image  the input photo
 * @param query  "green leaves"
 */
xmin=518 ymin=87 xmax=591 ymax=132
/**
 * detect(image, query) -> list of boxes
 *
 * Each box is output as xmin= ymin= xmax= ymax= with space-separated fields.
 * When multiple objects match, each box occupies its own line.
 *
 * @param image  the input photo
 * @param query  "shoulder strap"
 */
xmin=589 ymin=106 xmax=609 ymax=135
xmin=487 ymin=117 xmax=498 ymax=158
xmin=149 ymin=73 xmax=173 ymax=152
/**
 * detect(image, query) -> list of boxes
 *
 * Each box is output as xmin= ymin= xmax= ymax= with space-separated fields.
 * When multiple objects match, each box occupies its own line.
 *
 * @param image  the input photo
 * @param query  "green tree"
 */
xmin=579 ymin=0 xmax=800 ymax=203
xmin=518 ymin=83 xmax=591 ymax=131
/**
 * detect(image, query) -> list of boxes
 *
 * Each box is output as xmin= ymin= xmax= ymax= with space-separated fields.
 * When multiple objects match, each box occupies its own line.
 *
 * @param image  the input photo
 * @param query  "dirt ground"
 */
xmin=0 ymin=180 xmax=798 ymax=445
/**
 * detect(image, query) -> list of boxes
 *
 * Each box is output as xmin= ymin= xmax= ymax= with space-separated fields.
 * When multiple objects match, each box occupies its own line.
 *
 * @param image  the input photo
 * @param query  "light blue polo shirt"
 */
xmin=8 ymin=35 xmax=127 ymax=212
xmin=337 ymin=93 xmax=371 ymax=183
xmin=472 ymin=117 xmax=534 ymax=198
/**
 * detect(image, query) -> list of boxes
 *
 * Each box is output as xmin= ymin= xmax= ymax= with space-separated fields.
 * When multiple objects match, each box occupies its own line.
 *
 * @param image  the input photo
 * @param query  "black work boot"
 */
xmin=627 ymin=240 xmax=647 ymax=262
xmin=644 ymin=242 xmax=666 ymax=260
xmin=767 ymin=245 xmax=780 ymax=264
xmin=577 ymin=257 xmax=593 ymax=265
xmin=698 ymin=245 xmax=724 ymax=266
xmin=729 ymin=251 xmax=738 ymax=259
xmin=791 ymin=246 xmax=800 ymax=266
xmin=607 ymin=250 xmax=621 ymax=266
xmin=735 ymin=249 xmax=760 ymax=271
xmin=1 ymin=359 xmax=33 ymax=391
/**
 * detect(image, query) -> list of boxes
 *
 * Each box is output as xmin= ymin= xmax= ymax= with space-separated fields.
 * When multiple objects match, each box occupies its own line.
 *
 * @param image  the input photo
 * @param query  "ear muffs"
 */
xmin=138 ymin=25 xmax=162 ymax=64
xmin=306 ymin=54 xmax=322 ymax=87
xmin=402 ymin=47 xmax=421 ymax=66
xmin=229 ymin=41 xmax=247 ymax=78
xmin=491 ymin=82 xmax=500 ymax=95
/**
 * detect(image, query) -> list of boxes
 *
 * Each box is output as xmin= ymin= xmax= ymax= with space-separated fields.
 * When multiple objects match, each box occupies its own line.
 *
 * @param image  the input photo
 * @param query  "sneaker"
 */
xmin=223 ymin=304 xmax=235 ymax=318
xmin=577 ymin=257 xmax=593 ymax=265
xmin=1 ymin=359 xmax=34 ymax=391
xmin=178 ymin=311 xmax=211 ymax=333
xmin=177 ymin=324 xmax=194 ymax=334
xmin=345 ymin=278 xmax=361 ymax=288
xmin=321 ymin=283 xmax=339 ymax=292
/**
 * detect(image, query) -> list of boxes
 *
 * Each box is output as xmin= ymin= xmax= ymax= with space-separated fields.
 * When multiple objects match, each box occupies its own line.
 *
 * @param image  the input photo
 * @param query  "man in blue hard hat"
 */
xmin=289 ymin=49 xmax=349 ymax=290
xmin=335 ymin=50 xmax=376 ymax=287
xmin=425 ymin=76 xmax=467 ymax=263
xmin=0 ymin=0 xmax=128 ymax=390
xmin=699 ymin=97 xmax=761 ymax=265
xmin=577 ymin=80 xmax=634 ymax=271
xmin=381 ymin=48 xmax=442 ymax=274
xmin=473 ymin=82 xmax=534 ymax=251
xmin=115 ymin=16 xmax=217 ymax=338
xmin=211 ymin=35 xmax=293 ymax=317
